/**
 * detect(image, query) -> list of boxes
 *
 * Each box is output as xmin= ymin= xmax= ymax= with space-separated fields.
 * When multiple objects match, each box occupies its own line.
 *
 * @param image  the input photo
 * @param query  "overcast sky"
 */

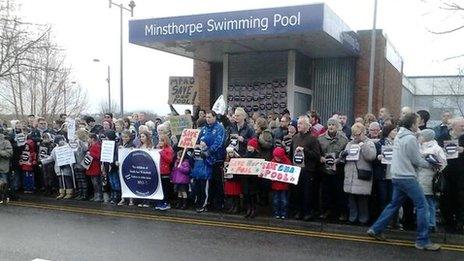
xmin=18 ymin=0 xmax=464 ymax=115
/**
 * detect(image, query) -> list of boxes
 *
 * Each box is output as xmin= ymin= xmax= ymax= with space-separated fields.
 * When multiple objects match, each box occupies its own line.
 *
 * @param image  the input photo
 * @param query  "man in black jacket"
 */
xmin=291 ymin=115 xmax=322 ymax=221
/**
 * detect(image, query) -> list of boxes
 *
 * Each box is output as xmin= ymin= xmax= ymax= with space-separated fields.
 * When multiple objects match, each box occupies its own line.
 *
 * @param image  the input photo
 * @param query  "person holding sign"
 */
xmin=154 ymin=135 xmax=174 ymax=211
xmin=38 ymin=133 xmax=56 ymax=197
xmin=341 ymin=123 xmax=376 ymax=225
xmin=86 ymin=134 xmax=103 ymax=202
xmin=41 ymin=136 xmax=74 ymax=199
xmin=318 ymin=118 xmax=348 ymax=221
xmin=291 ymin=116 xmax=322 ymax=221
xmin=270 ymin=147 xmax=292 ymax=219
xmin=372 ymin=124 xmax=398 ymax=222
xmin=191 ymin=138 xmax=213 ymax=213
xmin=73 ymin=129 xmax=90 ymax=200
xmin=438 ymin=117 xmax=464 ymax=232
xmin=117 ymin=130 xmax=136 ymax=206
xmin=19 ymin=137 xmax=37 ymax=193
xmin=240 ymin=138 xmax=260 ymax=219
xmin=417 ymin=129 xmax=447 ymax=232
xmin=101 ymin=130 xmax=120 ymax=205
xmin=170 ymin=150 xmax=192 ymax=210
xmin=228 ymin=107 xmax=255 ymax=157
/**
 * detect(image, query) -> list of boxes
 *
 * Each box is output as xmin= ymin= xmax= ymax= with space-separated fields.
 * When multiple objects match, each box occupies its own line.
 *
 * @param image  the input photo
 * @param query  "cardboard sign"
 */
xmin=169 ymin=115 xmax=193 ymax=136
xmin=381 ymin=145 xmax=393 ymax=164
xmin=259 ymin=161 xmax=301 ymax=185
xmin=178 ymin=129 xmax=200 ymax=148
xmin=101 ymin=140 xmax=116 ymax=163
xmin=168 ymin=76 xmax=198 ymax=105
xmin=443 ymin=140 xmax=459 ymax=159
xmin=67 ymin=118 xmax=76 ymax=141
xmin=346 ymin=144 xmax=360 ymax=161
xmin=39 ymin=146 xmax=50 ymax=160
xmin=119 ymin=148 xmax=163 ymax=200
xmin=55 ymin=145 xmax=76 ymax=166
xmin=324 ymin=153 xmax=336 ymax=172
xmin=15 ymin=133 xmax=26 ymax=146
xmin=226 ymin=158 xmax=265 ymax=175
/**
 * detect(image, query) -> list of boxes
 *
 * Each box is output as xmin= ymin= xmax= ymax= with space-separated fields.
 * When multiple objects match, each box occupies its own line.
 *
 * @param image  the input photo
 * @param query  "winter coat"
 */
xmin=434 ymin=124 xmax=450 ymax=145
xmin=258 ymin=128 xmax=274 ymax=161
xmin=438 ymin=131 xmax=464 ymax=177
xmin=41 ymin=145 xmax=73 ymax=177
xmin=311 ymin=123 xmax=326 ymax=137
xmin=373 ymin=138 xmax=394 ymax=180
xmin=191 ymin=157 xmax=212 ymax=180
xmin=343 ymin=138 xmax=376 ymax=195
xmin=282 ymin=134 xmax=294 ymax=156
xmin=0 ymin=135 xmax=13 ymax=173
xmin=273 ymin=127 xmax=288 ymax=148
xmin=291 ymin=131 xmax=322 ymax=172
xmin=198 ymin=121 xmax=226 ymax=164
xmin=318 ymin=131 xmax=348 ymax=175
xmin=228 ymin=121 xmax=255 ymax=157
xmin=19 ymin=139 xmax=37 ymax=171
xmin=418 ymin=140 xmax=447 ymax=195
xmin=171 ymin=160 xmax=191 ymax=184
xmin=270 ymin=155 xmax=292 ymax=191
xmin=159 ymin=146 xmax=174 ymax=176
xmin=74 ymin=140 xmax=89 ymax=171
xmin=391 ymin=127 xmax=431 ymax=179
xmin=223 ymin=154 xmax=242 ymax=196
xmin=86 ymin=142 xmax=102 ymax=176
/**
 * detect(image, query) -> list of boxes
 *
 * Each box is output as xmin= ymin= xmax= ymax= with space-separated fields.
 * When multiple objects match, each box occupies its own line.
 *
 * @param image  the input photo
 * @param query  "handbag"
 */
xmin=355 ymin=162 xmax=373 ymax=181
xmin=432 ymin=171 xmax=446 ymax=197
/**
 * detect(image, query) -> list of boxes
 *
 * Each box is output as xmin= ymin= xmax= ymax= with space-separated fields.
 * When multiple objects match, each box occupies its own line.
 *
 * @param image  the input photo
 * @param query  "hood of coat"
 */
xmin=397 ymin=127 xmax=416 ymax=139
xmin=421 ymin=139 xmax=439 ymax=149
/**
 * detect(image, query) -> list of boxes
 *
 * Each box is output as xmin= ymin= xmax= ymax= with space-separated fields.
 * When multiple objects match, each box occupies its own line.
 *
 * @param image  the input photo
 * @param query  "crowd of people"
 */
xmin=0 ymin=106 xmax=463 ymax=250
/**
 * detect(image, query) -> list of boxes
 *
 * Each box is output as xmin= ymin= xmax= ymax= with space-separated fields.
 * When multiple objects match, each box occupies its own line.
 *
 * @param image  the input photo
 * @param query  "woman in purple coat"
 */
xmin=171 ymin=150 xmax=191 ymax=209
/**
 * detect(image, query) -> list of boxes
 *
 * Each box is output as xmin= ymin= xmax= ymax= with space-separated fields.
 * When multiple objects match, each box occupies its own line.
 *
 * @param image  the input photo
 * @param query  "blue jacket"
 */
xmin=190 ymin=156 xmax=212 ymax=180
xmin=198 ymin=121 xmax=226 ymax=164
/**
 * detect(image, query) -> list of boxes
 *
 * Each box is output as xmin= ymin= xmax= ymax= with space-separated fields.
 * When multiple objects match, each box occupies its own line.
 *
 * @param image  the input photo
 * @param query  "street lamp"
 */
xmin=93 ymin=58 xmax=112 ymax=113
xmin=64 ymin=81 xmax=77 ymax=115
xmin=109 ymin=0 xmax=135 ymax=117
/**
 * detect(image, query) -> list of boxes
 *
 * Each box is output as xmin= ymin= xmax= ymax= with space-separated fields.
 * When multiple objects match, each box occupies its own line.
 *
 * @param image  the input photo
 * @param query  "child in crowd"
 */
xmin=118 ymin=130 xmax=135 ymax=206
xmin=86 ymin=134 xmax=102 ymax=202
xmin=271 ymin=147 xmax=291 ymax=219
xmin=102 ymin=130 xmax=121 ymax=204
xmin=241 ymin=138 xmax=260 ymax=218
xmin=74 ymin=129 xmax=89 ymax=200
xmin=20 ymin=136 xmax=37 ymax=193
xmin=41 ymin=136 xmax=74 ymax=199
xmin=223 ymin=146 xmax=242 ymax=214
xmin=156 ymin=134 xmax=174 ymax=211
xmin=39 ymin=133 xmax=56 ymax=196
xmin=191 ymin=139 xmax=212 ymax=213
xmin=170 ymin=149 xmax=191 ymax=210
xmin=418 ymin=129 xmax=447 ymax=232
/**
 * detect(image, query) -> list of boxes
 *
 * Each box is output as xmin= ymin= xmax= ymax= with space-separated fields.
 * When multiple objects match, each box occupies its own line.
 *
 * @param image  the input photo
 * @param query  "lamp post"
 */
xmin=367 ymin=0 xmax=378 ymax=114
xmin=109 ymin=0 xmax=135 ymax=117
xmin=64 ymin=81 xmax=77 ymax=115
xmin=93 ymin=59 xmax=112 ymax=113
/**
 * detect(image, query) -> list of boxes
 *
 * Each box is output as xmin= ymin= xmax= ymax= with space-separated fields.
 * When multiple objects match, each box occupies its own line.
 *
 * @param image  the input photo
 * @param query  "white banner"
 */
xmin=119 ymin=148 xmax=163 ymax=200
xmin=55 ymin=145 xmax=76 ymax=166
xmin=101 ymin=140 xmax=116 ymax=163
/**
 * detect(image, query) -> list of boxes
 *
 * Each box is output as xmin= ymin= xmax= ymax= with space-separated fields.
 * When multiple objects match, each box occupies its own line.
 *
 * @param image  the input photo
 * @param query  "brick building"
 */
xmin=129 ymin=3 xmax=403 ymax=122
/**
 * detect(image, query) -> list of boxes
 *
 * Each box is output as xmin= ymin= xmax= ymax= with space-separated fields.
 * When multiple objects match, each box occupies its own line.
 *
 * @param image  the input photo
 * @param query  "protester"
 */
xmin=339 ymin=113 xmax=351 ymax=139
xmin=241 ymin=138 xmax=260 ymax=218
xmin=20 ymin=136 xmax=37 ymax=193
xmin=417 ymin=110 xmax=430 ymax=131
xmin=41 ymin=136 xmax=74 ymax=199
xmin=291 ymin=116 xmax=322 ymax=221
xmin=318 ymin=118 xmax=348 ymax=221
xmin=418 ymin=129 xmax=447 ymax=232
xmin=229 ymin=107 xmax=255 ymax=157
xmin=39 ymin=133 xmax=56 ymax=196
xmin=342 ymin=123 xmax=376 ymax=225
xmin=223 ymin=146 xmax=242 ymax=214
xmin=86 ymin=134 xmax=103 ymax=202
xmin=271 ymin=147 xmax=291 ymax=219
xmin=0 ymin=132 xmax=13 ymax=202
xmin=309 ymin=111 xmax=326 ymax=137
xmin=102 ymin=130 xmax=120 ymax=205
xmin=434 ymin=111 xmax=452 ymax=142
xmin=439 ymin=117 xmax=464 ymax=232
xmin=191 ymin=138 xmax=213 ymax=213
xmin=170 ymin=150 xmax=191 ymax=210
xmin=73 ymin=129 xmax=89 ymax=200
xmin=368 ymin=113 xmax=441 ymax=251
xmin=378 ymin=108 xmax=390 ymax=128
xmin=117 ymin=130 xmax=135 ymax=206
xmin=273 ymin=115 xmax=290 ymax=148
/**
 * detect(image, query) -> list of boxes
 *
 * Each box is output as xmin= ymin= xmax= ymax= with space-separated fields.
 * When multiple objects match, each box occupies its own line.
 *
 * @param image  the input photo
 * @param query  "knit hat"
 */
xmin=327 ymin=118 xmax=340 ymax=128
xmin=273 ymin=147 xmax=286 ymax=158
xmin=247 ymin=138 xmax=259 ymax=150
xmin=419 ymin=129 xmax=435 ymax=142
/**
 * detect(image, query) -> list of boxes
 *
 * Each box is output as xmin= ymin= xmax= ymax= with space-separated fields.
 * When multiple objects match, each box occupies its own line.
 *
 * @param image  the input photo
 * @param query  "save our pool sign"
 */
xmin=168 ymin=76 xmax=198 ymax=105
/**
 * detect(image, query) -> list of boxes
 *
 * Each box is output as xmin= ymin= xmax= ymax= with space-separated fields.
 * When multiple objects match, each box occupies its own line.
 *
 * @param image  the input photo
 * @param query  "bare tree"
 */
xmin=0 ymin=1 xmax=88 ymax=121
xmin=98 ymin=99 xmax=119 ymax=116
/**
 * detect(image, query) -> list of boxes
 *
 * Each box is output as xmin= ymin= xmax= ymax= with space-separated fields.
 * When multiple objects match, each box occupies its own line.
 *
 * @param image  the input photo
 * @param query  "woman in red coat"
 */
xmin=86 ymin=134 xmax=102 ymax=202
xmin=156 ymin=134 xmax=174 ymax=211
